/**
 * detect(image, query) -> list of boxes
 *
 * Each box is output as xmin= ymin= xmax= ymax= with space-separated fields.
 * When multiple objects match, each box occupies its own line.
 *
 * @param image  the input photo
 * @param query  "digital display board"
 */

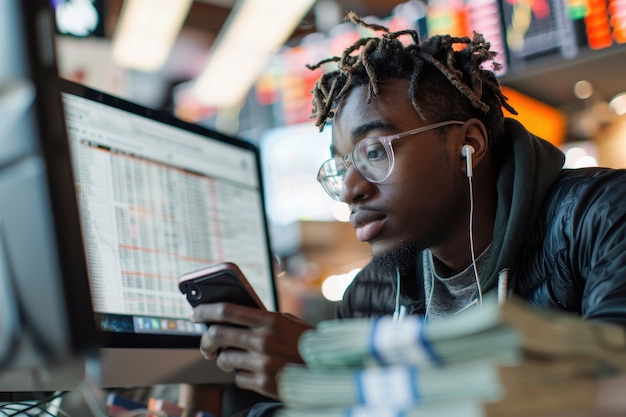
xmin=500 ymin=0 xmax=579 ymax=62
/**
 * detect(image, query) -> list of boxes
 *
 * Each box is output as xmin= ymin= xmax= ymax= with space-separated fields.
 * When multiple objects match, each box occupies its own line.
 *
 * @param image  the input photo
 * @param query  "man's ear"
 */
xmin=459 ymin=119 xmax=488 ymax=177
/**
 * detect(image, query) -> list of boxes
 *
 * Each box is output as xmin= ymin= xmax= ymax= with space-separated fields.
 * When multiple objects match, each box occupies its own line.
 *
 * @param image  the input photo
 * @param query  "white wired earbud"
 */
xmin=461 ymin=144 xmax=475 ymax=178
xmin=461 ymin=144 xmax=482 ymax=307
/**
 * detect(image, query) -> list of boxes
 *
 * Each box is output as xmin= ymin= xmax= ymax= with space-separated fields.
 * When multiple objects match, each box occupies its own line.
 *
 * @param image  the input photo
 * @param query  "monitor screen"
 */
xmin=59 ymin=79 xmax=278 ymax=388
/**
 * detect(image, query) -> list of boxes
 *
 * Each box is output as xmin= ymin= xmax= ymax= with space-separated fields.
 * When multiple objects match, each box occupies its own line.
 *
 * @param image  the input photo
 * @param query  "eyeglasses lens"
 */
xmin=318 ymin=159 xmax=345 ymax=200
xmin=317 ymin=138 xmax=392 ymax=200
xmin=353 ymin=138 xmax=391 ymax=182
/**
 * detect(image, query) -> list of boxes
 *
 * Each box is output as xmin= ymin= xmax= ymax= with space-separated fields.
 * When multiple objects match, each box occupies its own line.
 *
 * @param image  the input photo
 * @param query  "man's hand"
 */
xmin=191 ymin=303 xmax=314 ymax=400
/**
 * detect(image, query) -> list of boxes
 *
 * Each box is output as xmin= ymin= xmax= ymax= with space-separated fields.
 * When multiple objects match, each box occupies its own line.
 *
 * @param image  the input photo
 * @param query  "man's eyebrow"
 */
xmin=330 ymin=121 xmax=395 ymax=157
xmin=351 ymin=120 xmax=394 ymax=139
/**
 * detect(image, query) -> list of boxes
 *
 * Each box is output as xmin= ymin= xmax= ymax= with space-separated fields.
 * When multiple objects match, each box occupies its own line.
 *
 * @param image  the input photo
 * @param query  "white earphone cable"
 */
xmin=393 ymin=266 xmax=401 ymax=322
xmin=467 ymin=175 xmax=483 ymax=307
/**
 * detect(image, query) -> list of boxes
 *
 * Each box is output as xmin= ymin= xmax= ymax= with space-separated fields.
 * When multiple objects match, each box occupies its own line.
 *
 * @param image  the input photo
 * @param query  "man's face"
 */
xmin=331 ymin=78 xmax=469 ymax=257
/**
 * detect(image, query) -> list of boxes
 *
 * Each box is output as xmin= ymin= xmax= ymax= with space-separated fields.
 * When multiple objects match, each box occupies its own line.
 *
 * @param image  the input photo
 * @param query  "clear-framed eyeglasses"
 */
xmin=317 ymin=120 xmax=465 ymax=201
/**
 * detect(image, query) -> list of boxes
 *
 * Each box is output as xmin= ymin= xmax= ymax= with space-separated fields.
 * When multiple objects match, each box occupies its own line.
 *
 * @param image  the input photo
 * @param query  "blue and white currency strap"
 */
xmin=347 ymin=403 xmax=486 ymax=417
xmin=370 ymin=316 xmax=441 ymax=367
xmin=347 ymin=405 xmax=406 ymax=417
xmin=355 ymin=365 xmax=419 ymax=408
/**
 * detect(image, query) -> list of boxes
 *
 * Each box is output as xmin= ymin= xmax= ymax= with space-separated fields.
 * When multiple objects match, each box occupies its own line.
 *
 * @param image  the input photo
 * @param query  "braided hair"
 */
xmin=307 ymin=12 xmax=517 ymax=160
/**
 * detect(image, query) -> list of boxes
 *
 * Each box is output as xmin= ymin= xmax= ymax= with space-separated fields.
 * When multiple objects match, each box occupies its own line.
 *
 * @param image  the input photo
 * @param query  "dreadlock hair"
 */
xmin=307 ymin=12 xmax=518 ymax=161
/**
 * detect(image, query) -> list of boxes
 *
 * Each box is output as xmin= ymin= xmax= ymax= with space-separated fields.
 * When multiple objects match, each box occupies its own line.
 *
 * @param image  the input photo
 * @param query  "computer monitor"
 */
xmin=0 ymin=0 xmax=97 ymax=393
xmin=59 ymin=79 xmax=279 ymax=388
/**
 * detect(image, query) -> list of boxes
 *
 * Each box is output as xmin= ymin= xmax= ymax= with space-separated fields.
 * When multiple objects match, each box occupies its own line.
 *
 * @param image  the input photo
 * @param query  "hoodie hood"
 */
xmin=480 ymin=118 xmax=566 ymax=293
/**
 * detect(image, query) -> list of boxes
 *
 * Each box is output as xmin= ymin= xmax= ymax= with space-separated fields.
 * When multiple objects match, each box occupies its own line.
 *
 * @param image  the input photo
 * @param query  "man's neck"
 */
xmin=430 ymin=164 xmax=498 ymax=276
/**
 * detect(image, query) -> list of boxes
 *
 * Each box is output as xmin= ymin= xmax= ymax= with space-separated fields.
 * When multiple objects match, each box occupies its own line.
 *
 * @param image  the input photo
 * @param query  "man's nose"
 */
xmin=339 ymin=165 xmax=374 ymax=203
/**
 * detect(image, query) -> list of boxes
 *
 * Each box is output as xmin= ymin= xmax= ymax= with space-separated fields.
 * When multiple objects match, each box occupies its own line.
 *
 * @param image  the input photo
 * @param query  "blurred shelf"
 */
xmin=500 ymin=44 xmax=626 ymax=114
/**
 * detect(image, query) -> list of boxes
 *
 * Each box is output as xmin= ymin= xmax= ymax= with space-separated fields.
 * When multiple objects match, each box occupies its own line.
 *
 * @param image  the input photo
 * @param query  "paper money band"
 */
xmin=370 ymin=316 xmax=443 ymax=367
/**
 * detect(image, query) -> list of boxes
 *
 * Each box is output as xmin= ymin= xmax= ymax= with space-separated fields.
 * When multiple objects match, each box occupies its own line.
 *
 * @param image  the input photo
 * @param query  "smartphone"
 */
xmin=178 ymin=262 xmax=266 ymax=310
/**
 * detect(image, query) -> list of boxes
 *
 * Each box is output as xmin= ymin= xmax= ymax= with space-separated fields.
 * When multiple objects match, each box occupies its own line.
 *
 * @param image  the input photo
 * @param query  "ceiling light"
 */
xmin=111 ymin=0 xmax=193 ymax=72
xmin=191 ymin=0 xmax=316 ymax=108
xmin=54 ymin=0 xmax=100 ymax=37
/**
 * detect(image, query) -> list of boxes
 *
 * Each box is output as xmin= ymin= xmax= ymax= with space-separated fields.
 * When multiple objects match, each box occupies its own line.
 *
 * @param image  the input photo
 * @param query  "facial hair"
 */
xmin=370 ymin=240 xmax=419 ymax=279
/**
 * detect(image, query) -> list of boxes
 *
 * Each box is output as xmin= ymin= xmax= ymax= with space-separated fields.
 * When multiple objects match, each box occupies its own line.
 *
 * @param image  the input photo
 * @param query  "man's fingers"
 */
xmin=192 ymin=302 xmax=270 ymax=328
xmin=215 ymin=349 xmax=265 ymax=373
xmin=200 ymin=324 xmax=265 ymax=355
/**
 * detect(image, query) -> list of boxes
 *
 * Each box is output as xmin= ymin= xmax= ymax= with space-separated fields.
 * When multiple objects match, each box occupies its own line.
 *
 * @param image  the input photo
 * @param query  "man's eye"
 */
xmin=364 ymin=144 xmax=386 ymax=161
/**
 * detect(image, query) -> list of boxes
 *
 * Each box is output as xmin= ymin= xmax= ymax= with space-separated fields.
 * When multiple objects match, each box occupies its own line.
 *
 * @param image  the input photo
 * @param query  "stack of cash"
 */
xmin=276 ymin=294 xmax=626 ymax=417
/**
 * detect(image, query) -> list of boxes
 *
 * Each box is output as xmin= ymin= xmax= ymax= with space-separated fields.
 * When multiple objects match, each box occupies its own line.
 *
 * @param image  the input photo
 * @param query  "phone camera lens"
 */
xmin=189 ymin=286 xmax=202 ymax=301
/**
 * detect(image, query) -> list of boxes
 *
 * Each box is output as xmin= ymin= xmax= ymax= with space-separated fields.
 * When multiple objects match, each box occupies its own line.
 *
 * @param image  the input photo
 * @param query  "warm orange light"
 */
xmin=501 ymin=86 xmax=566 ymax=146
xmin=585 ymin=0 xmax=613 ymax=49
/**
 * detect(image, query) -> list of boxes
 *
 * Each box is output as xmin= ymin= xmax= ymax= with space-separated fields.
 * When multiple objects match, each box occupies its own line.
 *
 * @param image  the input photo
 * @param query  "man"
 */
xmin=190 ymin=11 xmax=626 ymax=409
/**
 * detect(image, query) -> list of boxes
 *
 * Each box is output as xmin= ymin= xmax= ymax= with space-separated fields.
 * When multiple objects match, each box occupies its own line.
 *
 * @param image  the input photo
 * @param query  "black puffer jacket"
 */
xmin=337 ymin=119 xmax=626 ymax=326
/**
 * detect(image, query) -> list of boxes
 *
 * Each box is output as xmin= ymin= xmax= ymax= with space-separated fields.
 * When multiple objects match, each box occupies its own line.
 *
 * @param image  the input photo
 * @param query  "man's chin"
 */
xmin=370 ymin=240 xmax=419 ymax=278
xmin=369 ymin=238 xmax=410 ymax=257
